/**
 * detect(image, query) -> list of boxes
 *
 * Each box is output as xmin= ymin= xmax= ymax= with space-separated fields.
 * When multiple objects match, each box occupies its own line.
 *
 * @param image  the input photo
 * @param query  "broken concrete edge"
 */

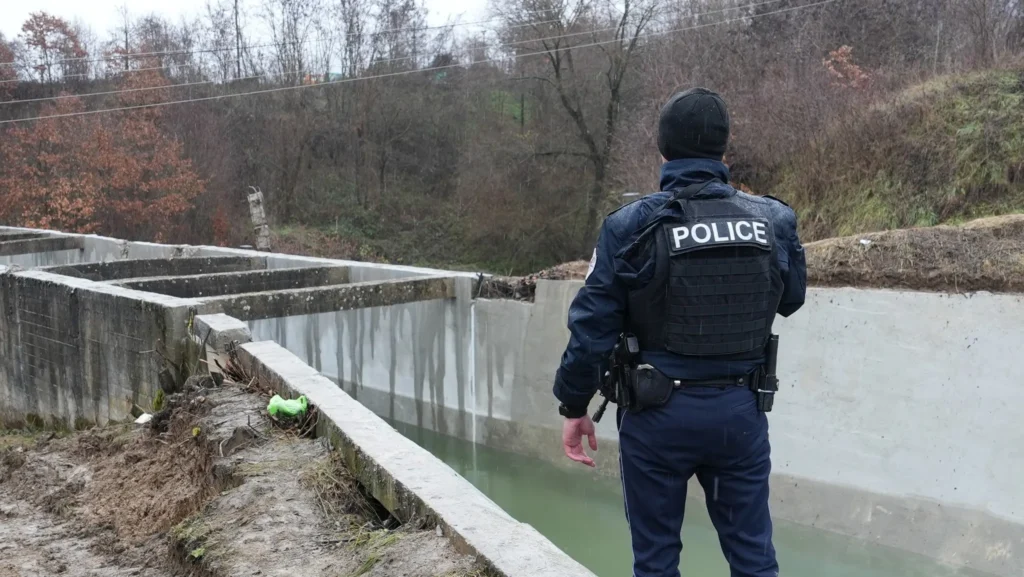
xmin=194 ymin=314 xmax=253 ymax=352
xmin=0 ymin=236 xmax=84 ymax=257
xmin=199 ymin=275 xmax=458 ymax=321
xmin=234 ymin=340 xmax=596 ymax=577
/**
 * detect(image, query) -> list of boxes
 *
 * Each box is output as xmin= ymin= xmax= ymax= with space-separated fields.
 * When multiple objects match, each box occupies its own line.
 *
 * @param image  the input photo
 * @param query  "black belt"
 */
xmin=638 ymin=364 xmax=755 ymax=390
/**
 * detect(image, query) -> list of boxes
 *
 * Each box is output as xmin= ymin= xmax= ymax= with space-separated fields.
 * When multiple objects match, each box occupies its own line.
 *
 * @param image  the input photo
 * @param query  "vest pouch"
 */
xmin=628 ymin=364 xmax=674 ymax=412
xmin=614 ymin=226 xmax=659 ymax=290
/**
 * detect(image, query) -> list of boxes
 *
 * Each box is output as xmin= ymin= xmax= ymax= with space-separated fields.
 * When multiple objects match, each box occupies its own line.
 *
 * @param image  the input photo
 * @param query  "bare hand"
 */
xmin=562 ymin=416 xmax=598 ymax=467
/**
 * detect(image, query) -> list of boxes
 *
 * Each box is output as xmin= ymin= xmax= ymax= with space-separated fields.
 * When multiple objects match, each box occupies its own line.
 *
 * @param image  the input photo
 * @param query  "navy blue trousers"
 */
xmin=617 ymin=386 xmax=777 ymax=577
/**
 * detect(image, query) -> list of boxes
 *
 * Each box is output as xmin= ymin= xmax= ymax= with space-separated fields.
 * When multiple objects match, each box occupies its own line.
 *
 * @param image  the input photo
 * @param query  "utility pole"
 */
xmin=520 ymin=92 xmax=525 ymax=132
xmin=119 ymin=4 xmax=131 ymax=72
xmin=234 ymin=0 xmax=242 ymax=79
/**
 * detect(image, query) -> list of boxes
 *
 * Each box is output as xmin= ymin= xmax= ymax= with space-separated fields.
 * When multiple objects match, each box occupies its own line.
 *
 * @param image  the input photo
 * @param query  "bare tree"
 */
xmin=262 ymin=0 xmax=326 ymax=84
xmin=959 ymin=0 xmax=1024 ymax=66
xmin=495 ymin=0 xmax=659 ymax=240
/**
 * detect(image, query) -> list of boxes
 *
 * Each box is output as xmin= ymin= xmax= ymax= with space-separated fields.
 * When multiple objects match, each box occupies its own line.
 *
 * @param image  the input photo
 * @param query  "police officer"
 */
xmin=554 ymin=87 xmax=806 ymax=577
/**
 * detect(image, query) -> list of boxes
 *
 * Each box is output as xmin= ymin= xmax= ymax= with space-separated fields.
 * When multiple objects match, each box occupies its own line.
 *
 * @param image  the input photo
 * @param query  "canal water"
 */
xmin=391 ymin=421 xmax=992 ymax=577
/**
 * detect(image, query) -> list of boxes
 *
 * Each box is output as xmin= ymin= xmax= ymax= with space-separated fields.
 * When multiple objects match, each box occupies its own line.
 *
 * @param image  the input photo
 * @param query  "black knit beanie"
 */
xmin=657 ymin=87 xmax=730 ymax=161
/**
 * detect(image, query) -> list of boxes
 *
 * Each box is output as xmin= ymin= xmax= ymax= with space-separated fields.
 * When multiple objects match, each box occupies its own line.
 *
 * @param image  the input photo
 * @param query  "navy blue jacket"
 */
xmin=553 ymin=158 xmax=807 ymax=409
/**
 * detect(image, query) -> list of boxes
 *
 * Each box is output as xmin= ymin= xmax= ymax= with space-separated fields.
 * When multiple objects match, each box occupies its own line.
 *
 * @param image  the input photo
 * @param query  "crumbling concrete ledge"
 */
xmin=235 ymin=340 xmax=596 ymax=577
xmin=204 ymin=275 xmax=456 ymax=321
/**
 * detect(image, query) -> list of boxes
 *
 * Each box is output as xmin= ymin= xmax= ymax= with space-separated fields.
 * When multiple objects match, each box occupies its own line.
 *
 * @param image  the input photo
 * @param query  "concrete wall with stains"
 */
xmin=245 ymin=279 xmax=478 ymax=440
xmin=242 ymin=272 xmax=1024 ymax=575
xmin=469 ymin=280 xmax=1024 ymax=575
xmin=0 ymin=268 xmax=199 ymax=430
xmin=2 ymin=225 xmax=1022 ymax=575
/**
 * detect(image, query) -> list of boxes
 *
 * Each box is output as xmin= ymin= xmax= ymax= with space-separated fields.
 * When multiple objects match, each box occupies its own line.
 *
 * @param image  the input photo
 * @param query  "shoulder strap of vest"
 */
xmin=667 ymin=179 xmax=723 ymax=215
xmin=670 ymin=179 xmax=721 ymax=200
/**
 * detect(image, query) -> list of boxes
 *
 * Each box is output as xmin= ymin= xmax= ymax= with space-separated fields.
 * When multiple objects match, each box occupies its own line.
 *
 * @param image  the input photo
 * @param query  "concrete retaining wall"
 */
xmin=1 ymin=225 xmax=1022 ymax=575
xmin=464 ymin=281 xmax=1024 ymax=577
xmin=0 ymin=268 xmax=198 ymax=429
xmin=234 ymin=270 xmax=1024 ymax=575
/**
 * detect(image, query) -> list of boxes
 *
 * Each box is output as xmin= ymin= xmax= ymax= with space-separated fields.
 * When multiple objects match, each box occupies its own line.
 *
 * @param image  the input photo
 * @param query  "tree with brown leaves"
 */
xmin=0 ymin=63 xmax=205 ymax=241
xmin=18 ymin=12 xmax=88 ymax=84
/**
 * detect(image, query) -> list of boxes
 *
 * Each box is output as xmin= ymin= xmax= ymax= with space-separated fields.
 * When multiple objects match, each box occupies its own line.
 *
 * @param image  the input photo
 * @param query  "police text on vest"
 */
xmin=666 ymin=218 xmax=772 ymax=254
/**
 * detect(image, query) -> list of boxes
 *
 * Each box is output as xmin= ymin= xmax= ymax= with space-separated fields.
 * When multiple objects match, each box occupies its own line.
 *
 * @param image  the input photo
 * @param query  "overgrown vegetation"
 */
xmin=1 ymin=0 xmax=1023 ymax=273
xmin=779 ymin=66 xmax=1024 ymax=241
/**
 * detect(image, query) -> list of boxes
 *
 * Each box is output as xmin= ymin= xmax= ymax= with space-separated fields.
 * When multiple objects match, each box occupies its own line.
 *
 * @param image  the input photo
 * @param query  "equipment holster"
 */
xmin=592 ymin=333 xmax=640 ymax=423
xmin=627 ymin=364 xmax=674 ymax=413
xmin=592 ymin=333 xmax=782 ymax=422
xmin=751 ymin=334 xmax=780 ymax=412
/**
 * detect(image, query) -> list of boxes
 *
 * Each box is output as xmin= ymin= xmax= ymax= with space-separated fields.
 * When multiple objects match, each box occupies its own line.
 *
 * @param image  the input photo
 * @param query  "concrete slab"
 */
xmin=201 ymin=275 xmax=456 ymax=321
xmin=0 ymin=236 xmax=84 ymax=256
xmin=236 ymin=340 xmax=596 ymax=577
xmin=115 ymin=265 xmax=350 ymax=298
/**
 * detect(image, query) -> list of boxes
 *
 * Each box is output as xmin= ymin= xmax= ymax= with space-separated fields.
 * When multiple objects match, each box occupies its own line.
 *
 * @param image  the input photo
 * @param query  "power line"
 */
xmin=0 ymin=0 xmax=790 ymax=98
xmin=0 ymin=0 xmax=839 ymax=126
xmin=0 ymin=15 xmax=566 ymax=85
xmin=0 ymin=0 xmax=790 ymax=100
xmin=0 ymin=0 xmax=790 ymax=84
xmin=0 ymin=10 xmax=561 ymax=70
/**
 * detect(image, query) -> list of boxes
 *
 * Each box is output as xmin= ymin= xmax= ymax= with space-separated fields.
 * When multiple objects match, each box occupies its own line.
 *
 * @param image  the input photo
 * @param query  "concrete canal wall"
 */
xmin=0 ymin=225 xmax=1020 ymax=576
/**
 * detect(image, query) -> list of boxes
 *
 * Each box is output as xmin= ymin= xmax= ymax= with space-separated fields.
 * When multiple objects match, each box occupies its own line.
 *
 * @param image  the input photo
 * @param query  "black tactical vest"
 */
xmin=626 ymin=183 xmax=785 ymax=361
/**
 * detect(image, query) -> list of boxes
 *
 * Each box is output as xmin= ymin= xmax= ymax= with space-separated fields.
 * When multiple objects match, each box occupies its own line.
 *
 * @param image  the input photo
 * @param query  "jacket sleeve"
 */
xmin=775 ymin=206 xmax=807 ymax=318
xmin=553 ymin=217 xmax=629 ymax=409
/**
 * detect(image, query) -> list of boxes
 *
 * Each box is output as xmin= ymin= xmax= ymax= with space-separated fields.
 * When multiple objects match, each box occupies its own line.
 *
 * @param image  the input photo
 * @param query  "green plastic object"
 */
xmin=267 ymin=394 xmax=308 ymax=418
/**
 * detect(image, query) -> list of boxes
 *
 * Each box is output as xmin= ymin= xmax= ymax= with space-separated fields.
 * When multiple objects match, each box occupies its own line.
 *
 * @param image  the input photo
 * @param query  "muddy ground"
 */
xmin=481 ymin=214 xmax=1024 ymax=300
xmin=0 ymin=382 xmax=484 ymax=577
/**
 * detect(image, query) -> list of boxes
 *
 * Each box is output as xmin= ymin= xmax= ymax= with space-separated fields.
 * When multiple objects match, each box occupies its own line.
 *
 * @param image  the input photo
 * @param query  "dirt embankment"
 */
xmin=804 ymin=214 xmax=1024 ymax=292
xmin=481 ymin=214 xmax=1024 ymax=300
xmin=0 ymin=380 xmax=484 ymax=577
xmin=478 ymin=261 xmax=591 ymax=300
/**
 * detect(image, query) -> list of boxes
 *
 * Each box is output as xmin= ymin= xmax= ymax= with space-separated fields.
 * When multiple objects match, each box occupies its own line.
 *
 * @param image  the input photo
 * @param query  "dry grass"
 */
xmin=806 ymin=214 xmax=1024 ymax=292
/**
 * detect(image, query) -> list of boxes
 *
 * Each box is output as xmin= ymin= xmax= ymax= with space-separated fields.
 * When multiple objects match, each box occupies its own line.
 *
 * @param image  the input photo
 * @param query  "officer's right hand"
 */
xmin=562 ymin=416 xmax=598 ymax=467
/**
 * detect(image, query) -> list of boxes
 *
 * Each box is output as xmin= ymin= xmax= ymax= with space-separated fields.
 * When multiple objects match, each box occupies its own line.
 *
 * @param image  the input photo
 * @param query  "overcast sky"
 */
xmin=2 ymin=0 xmax=489 ymax=42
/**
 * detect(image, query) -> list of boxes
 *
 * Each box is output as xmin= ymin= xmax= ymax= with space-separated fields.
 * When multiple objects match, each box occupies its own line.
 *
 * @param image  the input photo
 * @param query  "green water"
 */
xmin=391 ymin=421 xmax=992 ymax=577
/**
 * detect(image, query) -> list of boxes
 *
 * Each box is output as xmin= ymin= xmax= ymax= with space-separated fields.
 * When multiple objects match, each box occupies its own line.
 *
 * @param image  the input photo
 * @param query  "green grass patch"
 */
xmin=775 ymin=66 xmax=1024 ymax=241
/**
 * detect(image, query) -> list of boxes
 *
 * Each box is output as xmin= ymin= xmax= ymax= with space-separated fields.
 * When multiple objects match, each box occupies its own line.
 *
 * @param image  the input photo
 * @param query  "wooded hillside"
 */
xmin=1 ymin=0 xmax=1022 ymax=273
